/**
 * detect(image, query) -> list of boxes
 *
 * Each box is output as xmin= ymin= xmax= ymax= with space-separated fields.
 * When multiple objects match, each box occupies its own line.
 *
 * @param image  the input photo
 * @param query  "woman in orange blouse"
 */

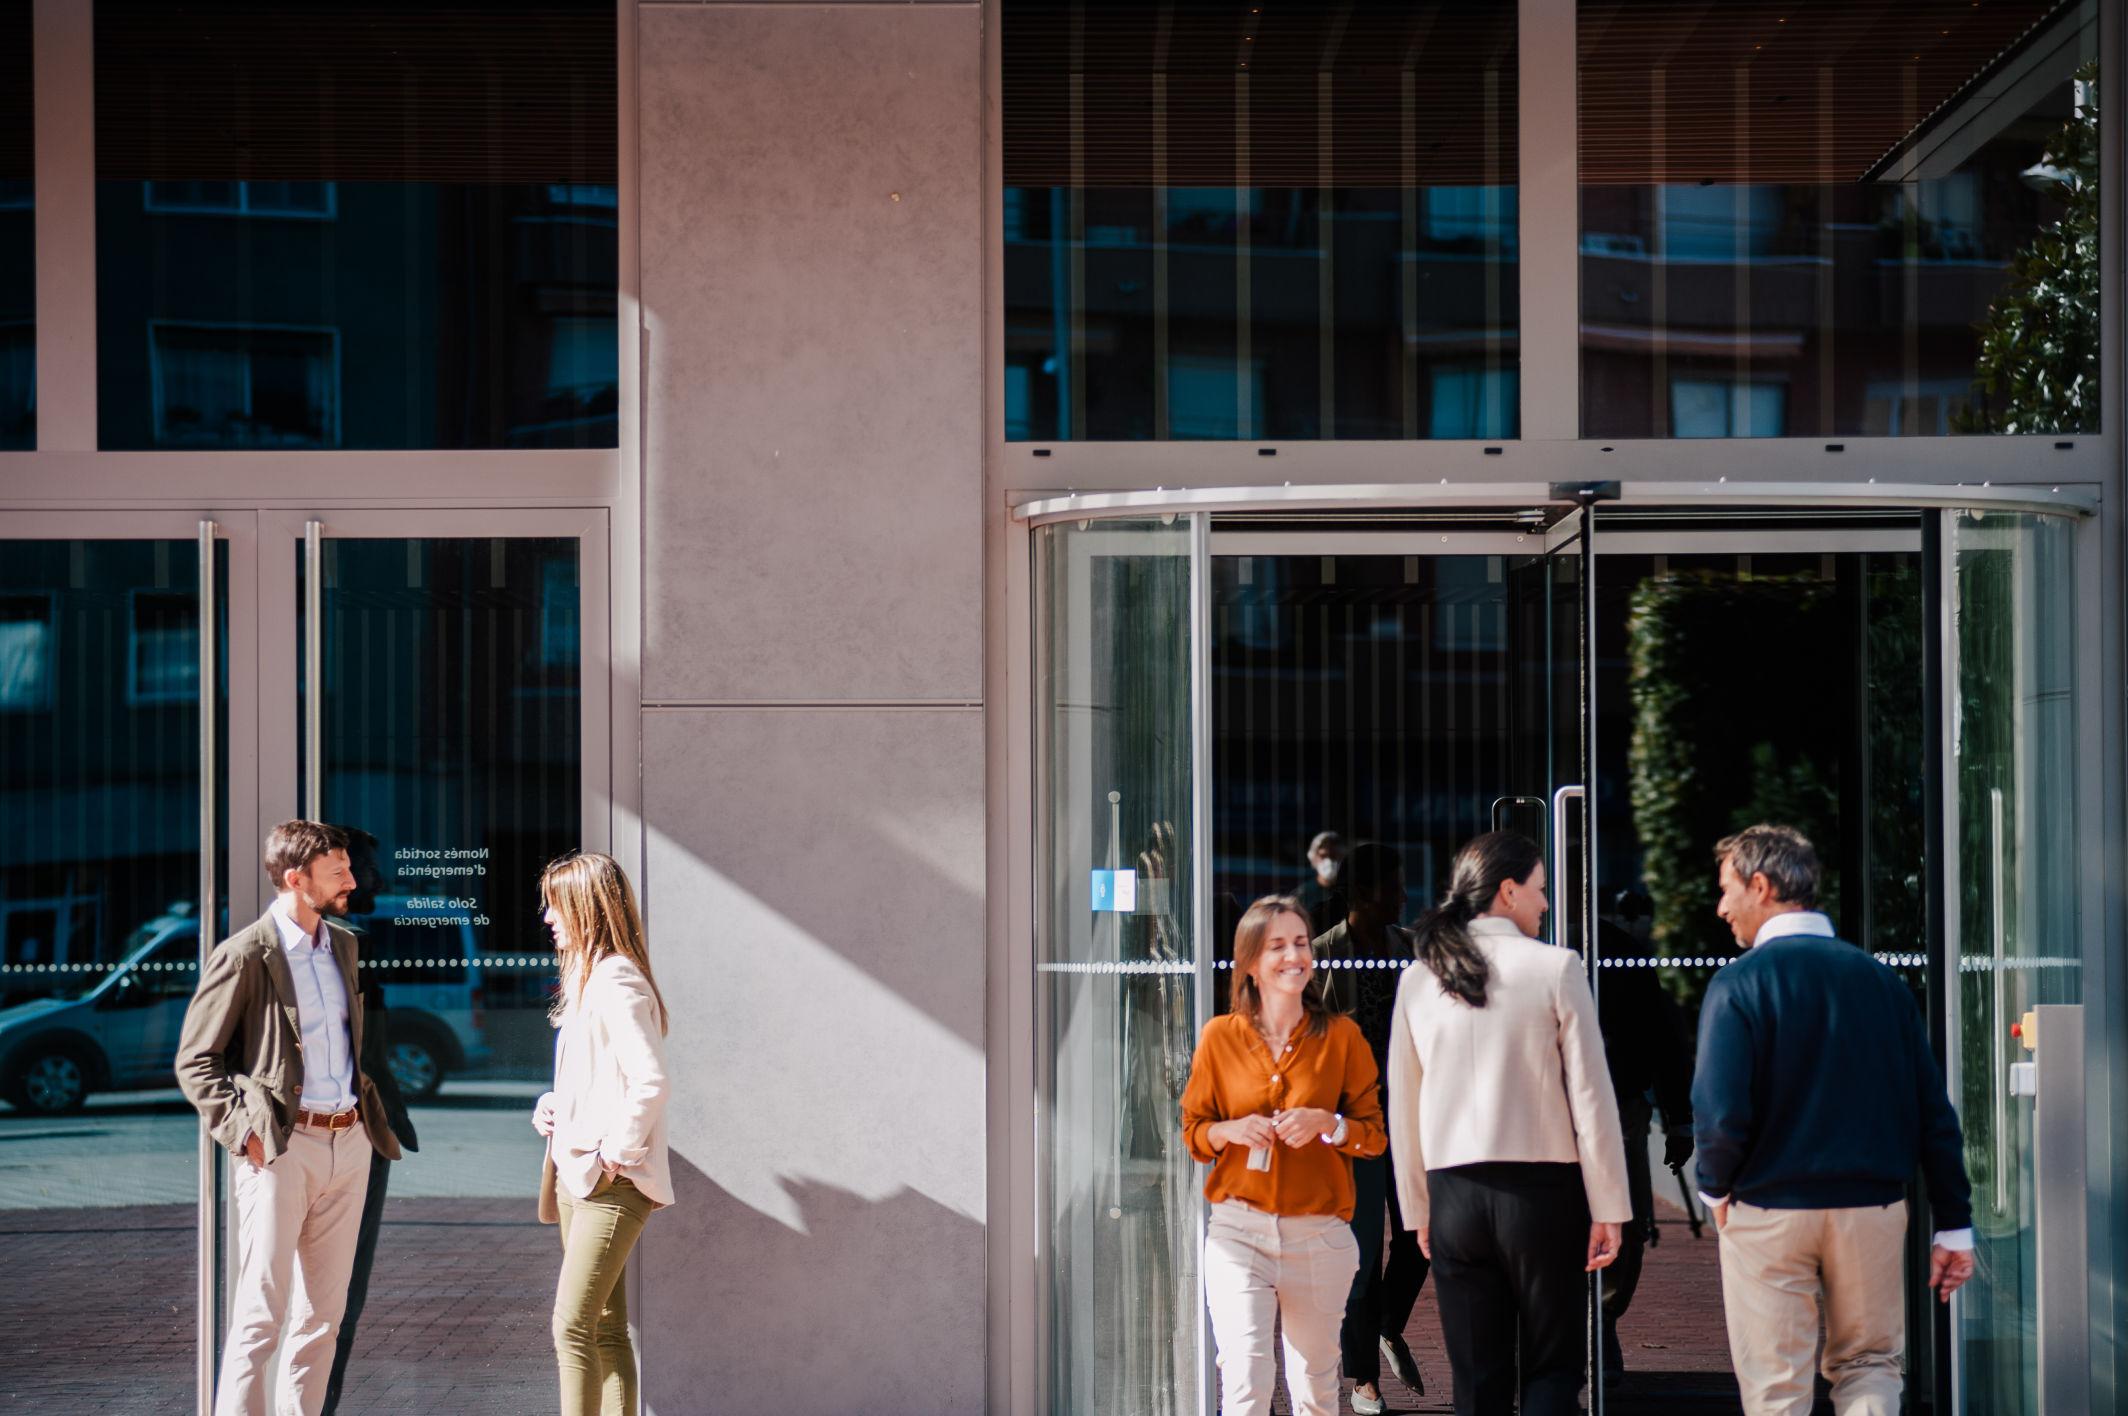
xmin=1182 ymin=894 xmax=1387 ymax=1416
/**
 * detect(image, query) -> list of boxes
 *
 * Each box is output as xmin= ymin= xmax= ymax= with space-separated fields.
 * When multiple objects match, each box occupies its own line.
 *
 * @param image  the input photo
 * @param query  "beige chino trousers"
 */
xmin=216 ymin=1122 xmax=374 ymax=1416
xmin=1203 ymin=1200 xmax=1361 ymax=1416
xmin=1717 ymin=1199 xmax=1908 ymax=1416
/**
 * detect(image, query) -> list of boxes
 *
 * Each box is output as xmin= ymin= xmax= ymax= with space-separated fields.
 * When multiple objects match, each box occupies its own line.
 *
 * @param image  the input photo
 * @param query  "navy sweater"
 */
xmin=1691 ymin=930 xmax=1973 ymax=1229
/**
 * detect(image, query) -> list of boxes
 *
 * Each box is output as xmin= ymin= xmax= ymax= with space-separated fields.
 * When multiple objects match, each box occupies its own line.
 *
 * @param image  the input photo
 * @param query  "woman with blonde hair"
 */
xmin=530 ymin=852 xmax=671 ymax=1416
xmin=1181 ymin=894 xmax=1387 ymax=1416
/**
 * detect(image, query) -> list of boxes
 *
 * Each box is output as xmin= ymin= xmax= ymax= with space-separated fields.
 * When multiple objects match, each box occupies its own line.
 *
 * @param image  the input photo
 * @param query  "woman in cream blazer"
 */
xmin=531 ymin=853 xmax=672 ymax=1416
xmin=1386 ymin=831 xmax=1629 ymax=1416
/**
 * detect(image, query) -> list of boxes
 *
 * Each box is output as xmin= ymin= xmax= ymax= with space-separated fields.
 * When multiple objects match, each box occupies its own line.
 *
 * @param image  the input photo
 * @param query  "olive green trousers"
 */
xmin=554 ymin=1176 xmax=655 ymax=1416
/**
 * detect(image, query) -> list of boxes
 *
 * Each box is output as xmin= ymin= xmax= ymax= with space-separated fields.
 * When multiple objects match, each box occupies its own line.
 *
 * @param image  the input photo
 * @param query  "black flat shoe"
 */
xmin=1379 ymin=1334 xmax=1424 ymax=1395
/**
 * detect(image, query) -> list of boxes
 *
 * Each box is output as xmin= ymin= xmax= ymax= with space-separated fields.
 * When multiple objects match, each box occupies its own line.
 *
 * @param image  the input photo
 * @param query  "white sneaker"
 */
xmin=1350 ymin=1385 xmax=1386 ymax=1415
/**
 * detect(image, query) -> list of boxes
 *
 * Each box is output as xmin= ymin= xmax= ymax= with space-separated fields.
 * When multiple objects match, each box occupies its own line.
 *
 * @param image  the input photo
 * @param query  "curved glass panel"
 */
xmin=1947 ymin=509 xmax=2078 ymax=1414
xmin=1004 ymin=1 xmax=1519 ymax=441
xmin=1580 ymin=0 xmax=2101 ymax=438
xmin=1037 ymin=518 xmax=1201 ymax=1414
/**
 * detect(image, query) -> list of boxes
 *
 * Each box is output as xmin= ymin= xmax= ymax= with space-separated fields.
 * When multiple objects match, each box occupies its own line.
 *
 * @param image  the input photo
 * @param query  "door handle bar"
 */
xmin=1550 ymin=785 xmax=1584 ymax=951
xmin=1490 ymin=794 xmax=1546 ymax=835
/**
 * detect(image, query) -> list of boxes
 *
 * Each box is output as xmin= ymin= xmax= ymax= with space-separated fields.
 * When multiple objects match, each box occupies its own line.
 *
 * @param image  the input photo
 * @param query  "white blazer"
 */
xmin=1387 ymin=916 xmax=1630 ymax=1229
xmin=541 ymin=953 xmax=673 ymax=1207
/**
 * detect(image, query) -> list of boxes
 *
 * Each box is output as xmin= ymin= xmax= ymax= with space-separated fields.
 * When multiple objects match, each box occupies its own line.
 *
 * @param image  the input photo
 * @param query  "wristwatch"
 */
xmin=1320 ymin=1113 xmax=1347 ymax=1146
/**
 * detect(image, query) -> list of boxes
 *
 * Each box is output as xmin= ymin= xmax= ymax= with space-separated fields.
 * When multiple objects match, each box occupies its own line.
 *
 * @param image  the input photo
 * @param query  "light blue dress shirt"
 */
xmin=270 ymin=899 xmax=358 ymax=1114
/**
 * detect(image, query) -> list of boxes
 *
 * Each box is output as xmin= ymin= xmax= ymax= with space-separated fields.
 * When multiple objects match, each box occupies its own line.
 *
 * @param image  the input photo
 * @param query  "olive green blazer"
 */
xmin=174 ymin=910 xmax=403 ymax=1163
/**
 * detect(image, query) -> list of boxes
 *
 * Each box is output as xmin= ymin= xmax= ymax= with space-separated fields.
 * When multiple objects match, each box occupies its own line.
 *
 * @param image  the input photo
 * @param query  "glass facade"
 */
xmin=1037 ymin=519 xmax=1200 ymax=1415
xmin=1580 ymin=0 xmax=2102 ymax=438
xmin=0 ymin=0 xmax=31 ymax=450
xmin=1947 ymin=510 xmax=2080 ymax=1416
xmin=93 ymin=1 xmax=618 ymax=451
xmin=0 ymin=536 xmax=220 ymax=1409
xmin=1003 ymin=1 xmax=1518 ymax=441
xmin=301 ymin=533 xmax=582 ymax=1404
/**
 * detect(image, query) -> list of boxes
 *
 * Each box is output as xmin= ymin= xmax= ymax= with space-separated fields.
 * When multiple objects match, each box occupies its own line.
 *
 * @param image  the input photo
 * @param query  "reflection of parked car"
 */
xmin=0 ymin=898 xmax=491 ymax=1114
xmin=340 ymin=896 xmax=492 ymax=1100
xmin=0 ymin=909 xmax=200 ymax=1114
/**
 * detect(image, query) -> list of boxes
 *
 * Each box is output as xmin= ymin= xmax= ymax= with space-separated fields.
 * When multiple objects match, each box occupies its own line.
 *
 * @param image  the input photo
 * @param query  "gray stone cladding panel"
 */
xmin=640 ymin=4 xmax=984 ymax=704
xmin=639 ymin=707 xmax=986 ymax=1415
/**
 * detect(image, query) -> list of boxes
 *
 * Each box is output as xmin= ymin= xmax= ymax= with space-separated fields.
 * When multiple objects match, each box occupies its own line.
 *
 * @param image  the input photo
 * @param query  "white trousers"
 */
xmin=216 ymin=1122 xmax=374 ymax=1416
xmin=1203 ymin=1200 xmax=1361 ymax=1416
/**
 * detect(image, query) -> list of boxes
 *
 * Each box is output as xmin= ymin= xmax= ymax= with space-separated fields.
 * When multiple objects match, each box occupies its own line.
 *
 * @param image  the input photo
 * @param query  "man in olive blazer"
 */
xmin=176 ymin=821 xmax=402 ymax=1416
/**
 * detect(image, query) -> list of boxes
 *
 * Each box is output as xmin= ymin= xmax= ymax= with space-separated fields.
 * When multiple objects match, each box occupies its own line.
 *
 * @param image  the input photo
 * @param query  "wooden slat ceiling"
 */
xmin=94 ymin=1 xmax=616 ymax=185
xmin=1002 ymin=0 xmax=2067 ymax=188
xmin=1580 ymin=0 xmax=2068 ymax=184
xmin=0 ymin=1 xmax=30 ymax=183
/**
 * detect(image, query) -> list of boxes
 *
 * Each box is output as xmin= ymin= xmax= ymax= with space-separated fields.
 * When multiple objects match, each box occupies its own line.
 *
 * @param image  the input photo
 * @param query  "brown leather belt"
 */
xmin=294 ymin=1108 xmax=361 ymax=1132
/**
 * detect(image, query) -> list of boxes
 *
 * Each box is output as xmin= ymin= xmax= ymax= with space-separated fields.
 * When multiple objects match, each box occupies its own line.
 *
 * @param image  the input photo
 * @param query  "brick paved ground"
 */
xmin=1270 ymin=1204 xmax=1740 ymax=1415
xmin=0 ymin=1198 xmax=551 ymax=1414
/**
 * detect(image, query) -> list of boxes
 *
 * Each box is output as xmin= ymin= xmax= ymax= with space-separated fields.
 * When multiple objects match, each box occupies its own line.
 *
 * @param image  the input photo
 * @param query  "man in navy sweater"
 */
xmin=1692 ymin=825 xmax=1975 ymax=1416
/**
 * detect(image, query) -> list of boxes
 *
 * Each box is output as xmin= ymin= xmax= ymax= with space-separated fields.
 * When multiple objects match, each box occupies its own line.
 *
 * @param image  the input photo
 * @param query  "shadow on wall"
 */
xmin=643 ymin=1150 xmax=986 ymax=1416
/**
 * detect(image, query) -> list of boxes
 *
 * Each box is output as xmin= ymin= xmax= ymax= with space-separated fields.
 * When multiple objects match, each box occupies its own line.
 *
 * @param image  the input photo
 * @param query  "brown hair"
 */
xmin=1229 ymin=894 xmax=1330 ymax=1039
xmin=541 ymin=852 xmax=667 ymax=1034
xmin=263 ymin=820 xmax=350 ymax=890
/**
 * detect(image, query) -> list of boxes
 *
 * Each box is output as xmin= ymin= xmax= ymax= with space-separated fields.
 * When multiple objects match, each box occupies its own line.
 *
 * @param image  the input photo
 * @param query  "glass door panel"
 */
xmin=1945 ymin=509 xmax=2080 ymax=1416
xmin=267 ymin=510 xmax=606 ymax=1409
xmin=1036 ymin=517 xmax=1201 ymax=1416
xmin=0 ymin=514 xmax=255 ymax=1413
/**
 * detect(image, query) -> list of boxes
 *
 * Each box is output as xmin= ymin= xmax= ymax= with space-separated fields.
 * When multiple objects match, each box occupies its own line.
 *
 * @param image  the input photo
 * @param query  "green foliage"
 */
xmin=1625 ymin=562 xmax=1925 ymax=1009
xmin=1957 ymin=65 xmax=2100 ymax=435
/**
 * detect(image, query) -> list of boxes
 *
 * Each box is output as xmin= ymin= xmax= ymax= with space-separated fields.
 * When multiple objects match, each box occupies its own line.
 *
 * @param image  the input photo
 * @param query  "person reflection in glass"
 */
xmin=319 ymin=827 xmax=417 ymax=1415
xmin=1182 ymin=895 xmax=1386 ymax=1416
xmin=1296 ymin=831 xmax=1346 ymax=936
xmin=1312 ymin=843 xmax=1429 ymax=1411
xmin=1592 ymin=886 xmax=1695 ymax=1388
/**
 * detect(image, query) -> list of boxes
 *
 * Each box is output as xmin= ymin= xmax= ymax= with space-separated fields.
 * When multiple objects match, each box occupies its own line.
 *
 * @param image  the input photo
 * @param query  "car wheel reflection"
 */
xmin=387 ymin=1035 xmax=445 ymax=1101
xmin=9 ymin=1047 xmax=91 ymax=1115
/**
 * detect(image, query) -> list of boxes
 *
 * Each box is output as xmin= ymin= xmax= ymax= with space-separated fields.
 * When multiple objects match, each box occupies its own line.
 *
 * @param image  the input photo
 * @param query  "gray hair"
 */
xmin=1715 ymin=825 xmax=1820 ymax=908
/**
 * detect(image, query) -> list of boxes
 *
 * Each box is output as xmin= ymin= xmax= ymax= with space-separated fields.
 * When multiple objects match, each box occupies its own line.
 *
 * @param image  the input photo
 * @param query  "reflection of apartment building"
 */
xmin=97 ymin=180 xmax=619 ymax=450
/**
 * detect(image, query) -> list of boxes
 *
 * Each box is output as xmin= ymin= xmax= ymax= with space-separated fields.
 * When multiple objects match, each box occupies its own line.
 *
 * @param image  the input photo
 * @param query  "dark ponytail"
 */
xmin=1412 ymin=830 xmax=1543 ymax=1008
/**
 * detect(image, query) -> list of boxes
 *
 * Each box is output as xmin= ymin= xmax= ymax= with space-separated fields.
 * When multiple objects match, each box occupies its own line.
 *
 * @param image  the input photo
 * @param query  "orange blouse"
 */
xmin=1180 ymin=1011 xmax=1387 ymax=1220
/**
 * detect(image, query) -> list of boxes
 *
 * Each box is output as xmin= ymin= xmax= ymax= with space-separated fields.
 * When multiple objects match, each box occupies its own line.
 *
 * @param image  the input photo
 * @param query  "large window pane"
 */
xmin=1004 ymin=1 xmax=1519 ymax=441
xmin=1580 ymin=0 xmax=2101 ymax=438
xmin=1948 ymin=510 xmax=2079 ymax=1415
xmin=0 ymin=0 xmax=32 ymax=450
xmin=1038 ymin=519 xmax=1200 ymax=1414
xmin=304 ymin=536 xmax=580 ymax=1405
xmin=95 ymin=2 xmax=618 ymax=450
xmin=0 ymin=539 xmax=219 ymax=1408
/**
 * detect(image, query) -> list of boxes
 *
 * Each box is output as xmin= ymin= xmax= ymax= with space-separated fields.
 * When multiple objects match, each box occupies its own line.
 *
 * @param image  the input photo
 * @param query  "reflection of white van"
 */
xmin=0 ymin=909 xmax=201 ymax=1114
xmin=0 ymin=898 xmax=491 ymax=1114
xmin=340 ymin=895 xmax=493 ymax=1100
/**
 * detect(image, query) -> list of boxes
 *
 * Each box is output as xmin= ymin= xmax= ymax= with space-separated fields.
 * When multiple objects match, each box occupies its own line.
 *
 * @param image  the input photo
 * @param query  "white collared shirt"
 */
xmin=1703 ymin=908 xmax=1973 ymax=1252
xmin=1752 ymin=909 xmax=1835 ymax=946
xmin=270 ymin=898 xmax=357 ymax=1114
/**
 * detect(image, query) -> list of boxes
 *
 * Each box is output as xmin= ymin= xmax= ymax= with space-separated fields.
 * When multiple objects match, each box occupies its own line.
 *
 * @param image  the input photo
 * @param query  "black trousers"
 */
xmin=1342 ymin=1152 xmax=1430 ymax=1382
xmin=1428 ymin=1162 xmax=1590 ymax=1416
xmin=321 ymin=1151 xmax=392 ymax=1416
